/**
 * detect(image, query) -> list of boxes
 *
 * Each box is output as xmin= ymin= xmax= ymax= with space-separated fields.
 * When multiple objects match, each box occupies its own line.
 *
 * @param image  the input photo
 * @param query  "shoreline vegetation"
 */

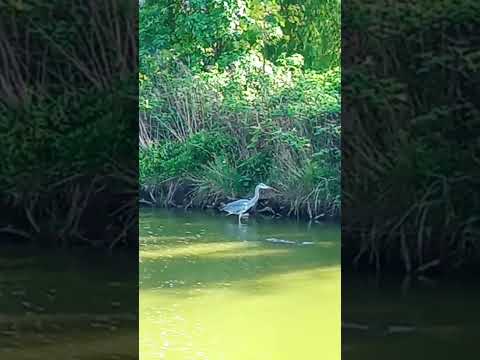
xmin=139 ymin=0 xmax=341 ymax=221
xmin=139 ymin=64 xmax=341 ymax=221
xmin=342 ymin=1 xmax=480 ymax=273
xmin=1 ymin=2 xmax=137 ymax=251
xmin=140 ymin=0 xmax=480 ymax=275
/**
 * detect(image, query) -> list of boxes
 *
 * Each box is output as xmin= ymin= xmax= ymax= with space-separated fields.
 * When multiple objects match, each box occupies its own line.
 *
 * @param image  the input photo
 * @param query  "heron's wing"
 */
xmin=221 ymin=199 xmax=250 ymax=212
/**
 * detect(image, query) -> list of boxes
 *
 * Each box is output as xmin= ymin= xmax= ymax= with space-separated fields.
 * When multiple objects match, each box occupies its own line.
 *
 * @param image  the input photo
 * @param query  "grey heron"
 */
xmin=221 ymin=183 xmax=275 ymax=224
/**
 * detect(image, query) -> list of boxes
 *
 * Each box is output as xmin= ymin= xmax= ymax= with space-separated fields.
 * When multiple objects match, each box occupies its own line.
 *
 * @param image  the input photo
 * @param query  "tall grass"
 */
xmin=139 ymin=57 xmax=341 ymax=219
xmin=0 ymin=0 xmax=138 ymax=249
xmin=342 ymin=0 xmax=480 ymax=272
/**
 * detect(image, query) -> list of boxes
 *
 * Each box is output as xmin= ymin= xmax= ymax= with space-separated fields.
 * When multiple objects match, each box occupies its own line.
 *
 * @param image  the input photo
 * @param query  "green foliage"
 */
xmin=140 ymin=131 xmax=233 ymax=185
xmin=140 ymin=0 xmax=249 ymax=70
xmin=191 ymin=156 xmax=250 ymax=203
xmin=1 ymin=67 xmax=136 ymax=193
xmin=343 ymin=0 xmax=480 ymax=272
xmin=265 ymin=0 xmax=341 ymax=70
xmin=140 ymin=0 xmax=340 ymax=71
xmin=139 ymin=0 xmax=341 ymax=219
xmin=140 ymin=61 xmax=340 ymax=217
xmin=1 ymin=0 xmax=138 ymax=249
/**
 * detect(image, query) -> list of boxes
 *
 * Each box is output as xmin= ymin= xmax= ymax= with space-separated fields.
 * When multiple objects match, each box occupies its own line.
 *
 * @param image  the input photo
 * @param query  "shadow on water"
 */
xmin=0 ymin=247 xmax=138 ymax=359
xmin=1 ymin=247 xmax=137 ymax=315
xmin=140 ymin=208 xmax=341 ymax=360
xmin=141 ymin=247 xmax=339 ymax=292
xmin=140 ymin=207 xmax=339 ymax=241
xmin=140 ymin=208 xmax=340 ymax=293
xmin=342 ymin=271 xmax=480 ymax=360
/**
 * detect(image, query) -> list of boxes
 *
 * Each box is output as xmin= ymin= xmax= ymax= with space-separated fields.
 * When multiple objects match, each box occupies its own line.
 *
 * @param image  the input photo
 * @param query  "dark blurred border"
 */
xmin=342 ymin=0 xmax=480 ymax=358
xmin=342 ymin=0 xmax=480 ymax=274
xmin=0 ymin=1 xmax=138 ymax=358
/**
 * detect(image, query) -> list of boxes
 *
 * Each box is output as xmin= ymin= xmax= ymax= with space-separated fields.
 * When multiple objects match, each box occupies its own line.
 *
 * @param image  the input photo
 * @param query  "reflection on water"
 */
xmin=0 ymin=247 xmax=137 ymax=360
xmin=342 ymin=272 xmax=480 ymax=359
xmin=140 ymin=208 xmax=341 ymax=360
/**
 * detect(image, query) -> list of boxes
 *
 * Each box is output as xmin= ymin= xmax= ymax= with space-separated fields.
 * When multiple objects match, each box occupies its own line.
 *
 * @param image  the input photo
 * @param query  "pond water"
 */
xmin=342 ymin=271 xmax=480 ymax=359
xmin=3 ymin=209 xmax=476 ymax=359
xmin=0 ymin=246 xmax=137 ymax=360
xmin=140 ymin=208 xmax=341 ymax=360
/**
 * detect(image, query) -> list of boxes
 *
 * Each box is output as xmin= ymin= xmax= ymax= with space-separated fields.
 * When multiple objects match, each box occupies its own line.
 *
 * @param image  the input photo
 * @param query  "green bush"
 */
xmin=139 ymin=0 xmax=341 ymax=219
xmin=139 ymin=60 xmax=340 ymax=217
xmin=342 ymin=0 xmax=480 ymax=272
xmin=140 ymin=130 xmax=233 ymax=185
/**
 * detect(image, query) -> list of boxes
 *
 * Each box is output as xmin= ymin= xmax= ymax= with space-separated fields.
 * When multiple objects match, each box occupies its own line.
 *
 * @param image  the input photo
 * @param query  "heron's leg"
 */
xmin=238 ymin=214 xmax=242 ymax=224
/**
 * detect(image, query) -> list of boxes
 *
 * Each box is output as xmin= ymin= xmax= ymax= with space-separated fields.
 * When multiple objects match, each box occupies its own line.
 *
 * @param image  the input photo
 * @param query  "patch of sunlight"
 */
xmin=141 ymin=266 xmax=340 ymax=360
xmin=140 ymin=241 xmax=260 ymax=259
xmin=141 ymin=265 xmax=340 ymax=299
xmin=259 ymin=265 xmax=341 ymax=284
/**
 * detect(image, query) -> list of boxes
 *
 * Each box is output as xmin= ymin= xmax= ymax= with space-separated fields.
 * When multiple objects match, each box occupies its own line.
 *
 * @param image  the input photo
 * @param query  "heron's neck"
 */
xmin=251 ymin=186 xmax=261 ymax=203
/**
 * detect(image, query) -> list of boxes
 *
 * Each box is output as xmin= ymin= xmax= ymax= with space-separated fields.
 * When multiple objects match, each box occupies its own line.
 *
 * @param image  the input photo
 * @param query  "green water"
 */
xmin=342 ymin=272 xmax=480 ymax=359
xmin=0 ymin=247 xmax=137 ymax=360
xmin=140 ymin=208 xmax=341 ymax=360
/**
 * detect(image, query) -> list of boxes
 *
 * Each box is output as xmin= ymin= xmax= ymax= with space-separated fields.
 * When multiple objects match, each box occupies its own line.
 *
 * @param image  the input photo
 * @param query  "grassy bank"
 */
xmin=139 ymin=0 xmax=341 ymax=220
xmin=0 ymin=1 xmax=137 ymax=249
xmin=139 ymin=61 xmax=340 ymax=219
xmin=342 ymin=0 xmax=480 ymax=273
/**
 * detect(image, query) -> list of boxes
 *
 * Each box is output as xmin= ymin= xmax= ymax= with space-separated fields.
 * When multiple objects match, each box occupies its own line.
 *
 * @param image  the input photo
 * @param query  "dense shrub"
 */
xmin=0 ymin=1 xmax=137 ymax=249
xmin=343 ymin=0 xmax=480 ymax=272
xmin=140 ymin=51 xmax=340 ymax=218
xmin=139 ymin=0 xmax=340 ymax=219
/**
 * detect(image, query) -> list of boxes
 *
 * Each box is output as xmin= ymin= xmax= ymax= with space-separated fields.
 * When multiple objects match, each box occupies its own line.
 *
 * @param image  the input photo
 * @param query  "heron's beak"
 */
xmin=269 ymin=187 xmax=279 ymax=192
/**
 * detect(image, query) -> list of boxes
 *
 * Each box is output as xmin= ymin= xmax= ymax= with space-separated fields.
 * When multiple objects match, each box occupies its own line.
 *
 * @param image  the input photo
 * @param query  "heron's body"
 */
xmin=221 ymin=183 xmax=273 ymax=224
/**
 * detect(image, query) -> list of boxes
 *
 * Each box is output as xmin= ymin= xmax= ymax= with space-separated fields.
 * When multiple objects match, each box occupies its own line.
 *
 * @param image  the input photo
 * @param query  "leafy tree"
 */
xmin=141 ymin=0 xmax=340 ymax=71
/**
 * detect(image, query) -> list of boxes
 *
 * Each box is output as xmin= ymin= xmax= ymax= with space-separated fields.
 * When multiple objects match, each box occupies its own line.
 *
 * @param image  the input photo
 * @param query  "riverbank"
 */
xmin=139 ymin=0 xmax=340 ymax=239
xmin=0 ymin=185 xmax=137 ymax=251
xmin=139 ymin=64 xmax=340 ymax=221
xmin=139 ymin=185 xmax=340 ymax=222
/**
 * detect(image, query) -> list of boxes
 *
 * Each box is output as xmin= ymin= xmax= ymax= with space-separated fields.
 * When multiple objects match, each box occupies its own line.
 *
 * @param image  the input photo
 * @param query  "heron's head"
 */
xmin=258 ymin=183 xmax=273 ymax=190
